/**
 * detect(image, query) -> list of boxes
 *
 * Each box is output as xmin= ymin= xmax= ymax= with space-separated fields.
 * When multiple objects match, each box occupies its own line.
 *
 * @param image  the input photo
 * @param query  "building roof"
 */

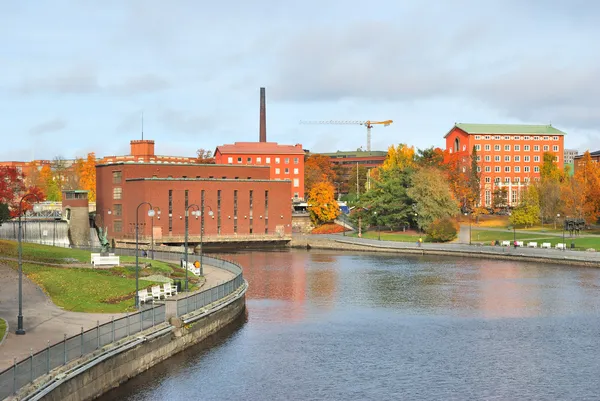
xmin=446 ymin=123 xmax=567 ymax=137
xmin=314 ymin=150 xmax=387 ymax=158
xmin=126 ymin=177 xmax=290 ymax=183
xmin=96 ymin=161 xmax=267 ymax=168
xmin=215 ymin=142 xmax=305 ymax=155
xmin=574 ymin=150 xmax=600 ymax=159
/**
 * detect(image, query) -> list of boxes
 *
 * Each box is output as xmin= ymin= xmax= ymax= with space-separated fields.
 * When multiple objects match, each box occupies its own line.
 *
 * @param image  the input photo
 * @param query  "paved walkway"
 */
xmin=0 ymin=261 xmax=234 ymax=371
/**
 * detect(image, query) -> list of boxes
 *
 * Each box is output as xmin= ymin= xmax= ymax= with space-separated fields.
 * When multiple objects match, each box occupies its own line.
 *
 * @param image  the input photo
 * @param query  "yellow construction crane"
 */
xmin=299 ymin=120 xmax=393 ymax=151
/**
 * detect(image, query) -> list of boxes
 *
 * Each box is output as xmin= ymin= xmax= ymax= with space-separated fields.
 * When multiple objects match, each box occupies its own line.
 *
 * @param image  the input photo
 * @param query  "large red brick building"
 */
xmin=96 ymin=140 xmax=292 ymax=247
xmin=214 ymin=142 xmax=305 ymax=200
xmin=444 ymin=123 xmax=566 ymax=207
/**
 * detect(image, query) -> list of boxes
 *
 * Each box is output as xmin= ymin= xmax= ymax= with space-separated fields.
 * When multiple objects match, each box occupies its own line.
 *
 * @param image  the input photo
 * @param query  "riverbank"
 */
xmin=291 ymin=234 xmax=600 ymax=267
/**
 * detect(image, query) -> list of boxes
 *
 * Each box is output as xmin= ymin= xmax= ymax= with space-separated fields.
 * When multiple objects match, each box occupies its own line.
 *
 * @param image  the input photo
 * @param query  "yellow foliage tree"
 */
xmin=381 ymin=144 xmax=415 ymax=172
xmin=307 ymin=181 xmax=340 ymax=225
xmin=77 ymin=152 xmax=97 ymax=201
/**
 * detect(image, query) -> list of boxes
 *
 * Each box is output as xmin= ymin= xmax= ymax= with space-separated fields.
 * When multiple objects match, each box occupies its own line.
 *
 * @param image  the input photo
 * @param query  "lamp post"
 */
xmin=16 ymin=193 xmax=41 ymax=335
xmin=199 ymin=205 xmax=214 ymax=276
xmin=150 ymin=207 xmax=161 ymax=260
xmin=184 ymin=204 xmax=200 ymax=292
xmin=135 ymin=202 xmax=155 ymax=309
xmin=558 ymin=213 xmax=565 ymax=250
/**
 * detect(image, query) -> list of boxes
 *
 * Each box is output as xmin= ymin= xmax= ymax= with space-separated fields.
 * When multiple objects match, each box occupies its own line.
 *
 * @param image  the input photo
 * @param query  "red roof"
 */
xmin=215 ymin=142 xmax=305 ymax=155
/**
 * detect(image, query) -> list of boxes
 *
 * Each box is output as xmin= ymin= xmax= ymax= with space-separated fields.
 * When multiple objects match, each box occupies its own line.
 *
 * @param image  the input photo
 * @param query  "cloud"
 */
xmin=29 ymin=119 xmax=67 ymax=135
xmin=108 ymin=74 xmax=170 ymax=95
xmin=158 ymin=108 xmax=216 ymax=135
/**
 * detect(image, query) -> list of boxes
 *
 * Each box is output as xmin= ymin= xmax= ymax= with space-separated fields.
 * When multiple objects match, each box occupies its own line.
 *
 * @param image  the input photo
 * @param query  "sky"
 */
xmin=1 ymin=0 xmax=600 ymax=161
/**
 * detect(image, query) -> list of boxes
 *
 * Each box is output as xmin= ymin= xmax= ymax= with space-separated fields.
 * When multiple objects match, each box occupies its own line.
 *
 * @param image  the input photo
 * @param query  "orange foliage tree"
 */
xmin=76 ymin=152 xmax=97 ymax=201
xmin=307 ymin=181 xmax=340 ymax=225
xmin=442 ymin=150 xmax=471 ymax=208
xmin=562 ymin=151 xmax=600 ymax=223
xmin=305 ymin=154 xmax=337 ymax=196
xmin=39 ymin=164 xmax=61 ymax=201
xmin=0 ymin=166 xmax=45 ymax=217
xmin=381 ymin=144 xmax=415 ymax=172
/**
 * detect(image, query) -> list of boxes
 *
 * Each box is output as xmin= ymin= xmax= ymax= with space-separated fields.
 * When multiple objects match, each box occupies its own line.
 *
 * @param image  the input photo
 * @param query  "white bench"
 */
xmin=527 ymin=242 xmax=538 ymax=248
xmin=541 ymin=242 xmax=552 ymax=249
xmin=151 ymin=285 xmax=164 ymax=300
xmin=516 ymin=241 xmax=524 ymax=247
xmin=556 ymin=243 xmax=567 ymax=250
xmin=91 ymin=253 xmax=120 ymax=267
xmin=181 ymin=259 xmax=200 ymax=275
xmin=501 ymin=240 xmax=511 ymax=246
xmin=170 ymin=282 xmax=178 ymax=296
xmin=138 ymin=289 xmax=153 ymax=304
xmin=162 ymin=283 xmax=173 ymax=298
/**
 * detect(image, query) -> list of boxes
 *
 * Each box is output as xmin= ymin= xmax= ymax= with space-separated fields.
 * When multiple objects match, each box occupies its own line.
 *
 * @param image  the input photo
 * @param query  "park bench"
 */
xmin=138 ymin=289 xmax=153 ymax=304
xmin=516 ymin=241 xmax=524 ymax=247
xmin=151 ymin=285 xmax=164 ymax=300
xmin=162 ymin=283 xmax=173 ymax=298
xmin=91 ymin=253 xmax=120 ymax=267
xmin=541 ymin=243 xmax=552 ymax=249
xmin=501 ymin=240 xmax=511 ymax=246
xmin=527 ymin=242 xmax=538 ymax=248
xmin=556 ymin=243 xmax=567 ymax=250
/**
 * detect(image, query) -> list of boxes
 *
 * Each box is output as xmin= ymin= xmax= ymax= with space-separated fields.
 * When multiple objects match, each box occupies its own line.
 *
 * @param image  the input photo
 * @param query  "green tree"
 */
xmin=358 ymin=167 xmax=413 ymax=229
xmin=510 ymin=185 xmax=540 ymax=227
xmin=307 ymin=181 xmax=340 ymax=225
xmin=407 ymin=167 xmax=459 ymax=231
xmin=468 ymin=146 xmax=480 ymax=210
xmin=415 ymin=147 xmax=445 ymax=169
xmin=492 ymin=187 xmax=508 ymax=212
xmin=426 ymin=217 xmax=458 ymax=242
xmin=347 ymin=163 xmax=368 ymax=197
xmin=538 ymin=152 xmax=564 ymax=226
xmin=0 ymin=203 xmax=9 ymax=226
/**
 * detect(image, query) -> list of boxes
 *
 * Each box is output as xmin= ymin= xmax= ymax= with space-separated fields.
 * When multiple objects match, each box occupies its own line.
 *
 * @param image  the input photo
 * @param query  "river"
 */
xmin=100 ymin=250 xmax=600 ymax=400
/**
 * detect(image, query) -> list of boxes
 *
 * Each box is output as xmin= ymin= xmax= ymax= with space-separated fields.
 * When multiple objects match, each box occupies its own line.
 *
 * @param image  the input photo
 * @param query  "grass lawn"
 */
xmin=470 ymin=230 xmax=548 ymax=243
xmin=350 ymin=231 xmax=422 ymax=242
xmin=0 ymin=240 xmax=91 ymax=263
xmin=0 ymin=318 xmax=6 ymax=342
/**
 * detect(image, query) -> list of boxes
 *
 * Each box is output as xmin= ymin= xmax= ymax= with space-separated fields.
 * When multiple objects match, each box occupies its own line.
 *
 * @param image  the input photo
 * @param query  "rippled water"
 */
xmin=101 ymin=250 xmax=600 ymax=401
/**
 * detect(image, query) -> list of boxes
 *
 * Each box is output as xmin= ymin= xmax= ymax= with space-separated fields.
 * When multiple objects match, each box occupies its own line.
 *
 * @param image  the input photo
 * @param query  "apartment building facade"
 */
xmin=445 ymin=123 xmax=566 ymax=207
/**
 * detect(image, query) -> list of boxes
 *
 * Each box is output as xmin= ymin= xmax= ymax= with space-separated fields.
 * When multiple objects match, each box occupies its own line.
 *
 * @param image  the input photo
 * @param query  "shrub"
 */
xmin=426 ymin=217 xmax=457 ymax=242
xmin=311 ymin=223 xmax=348 ymax=235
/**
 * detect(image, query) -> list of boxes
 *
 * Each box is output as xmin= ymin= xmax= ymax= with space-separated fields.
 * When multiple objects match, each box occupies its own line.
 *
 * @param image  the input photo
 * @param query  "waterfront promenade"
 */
xmin=0 ymin=262 xmax=234 ymax=371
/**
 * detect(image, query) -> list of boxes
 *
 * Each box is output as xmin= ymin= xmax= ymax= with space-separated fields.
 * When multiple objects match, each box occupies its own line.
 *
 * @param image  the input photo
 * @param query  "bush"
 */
xmin=426 ymin=217 xmax=458 ymax=242
xmin=311 ymin=223 xmax=348 ymax=235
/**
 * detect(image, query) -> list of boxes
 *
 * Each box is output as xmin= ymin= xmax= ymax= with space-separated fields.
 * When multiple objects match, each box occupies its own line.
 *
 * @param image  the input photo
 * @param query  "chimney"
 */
xmin=259 ymin=87 xmax=266 ymax=142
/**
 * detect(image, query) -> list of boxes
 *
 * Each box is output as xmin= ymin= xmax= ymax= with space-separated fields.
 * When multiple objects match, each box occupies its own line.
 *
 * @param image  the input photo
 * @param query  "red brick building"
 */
xmin=444 ymin=123 xmax=566 ymax=207
xmin=573 ymin=150 xmax=600 ymax=173
xmin=96 ymin=140 xmax=292 ymax=246
xmin=214 ymin=142 xmax=305 ymax=201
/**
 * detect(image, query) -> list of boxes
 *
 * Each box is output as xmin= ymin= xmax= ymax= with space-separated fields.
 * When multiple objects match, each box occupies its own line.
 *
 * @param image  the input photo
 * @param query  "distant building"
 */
xmin=444 ymin=123 xmax=566 ymax=207
xmin=96 ymin=139 xmax=292 ymax=247
xmin=214 ymin=142 xmax=305 ymax=201
xmin=563 ymin=149 xmax=578 ymax=166
xmin=573 ymin=150 xmax=600 ymax=173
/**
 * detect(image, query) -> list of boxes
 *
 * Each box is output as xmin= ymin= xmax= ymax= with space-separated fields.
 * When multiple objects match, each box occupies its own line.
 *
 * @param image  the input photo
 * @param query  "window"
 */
xmin=534 ymin=156 xmax=540 ymax=162
xmin=114 ymin=220 xmax=122 ymax=233
xmin=504 ymin=156 xmax=510 ymax=162
xmin=112 ymin=171 xmax=122 ymax=184
xmin=543 ymin=136 xmax=549 ymax=140
xmin=504 ymin=145 xmax=510 ymax=151
xmin=495 ymin=166 xmax=500 ymax=172
xmin=294 ymin=157 xmax=299 ymax=164
xmin=514 ymin=145 xmax=520 ymax=151
xmin=543 ymin=145 xmax=549 ymax=151
xmin=524 ymin=177 xmax=530 ymax=182
xmin=275 ymin=168 xmax=280 ymax=174
xmin=534 ymin=145 xmax=540 ymax=151
xmin=514 ymin=156 xmax=520 ymax=162
xmin=266 ymin=157 xmax=271 ymax=163
xmin=485 ymin=166 xmax=491 ymax=172
xmin=249 ymin=190 xmax=253 ymax=234
xmin=494 ymin=156 xmax=500 ymax=162
xmin=494 ymin=135 xmax=501 ymax=140
xmin=475 ymin=144 xmax=481 ymax=151
xmin=514 ymin=166 xmax=520 ymax=172
xmin=284 ymin=168 xmax=289 ymax=174
xmin=265 ymin=190 xmax=269 ymax=234
xmin=504 ymin=136 xmax=510 ymax=140
xmin=275 ymin=157 xmax=280 ymax=164
xmin=524 ymin=166 xmax=530 ymax=172
xmin=534 ymin=136 xmax=540 ymax=140
xmin=485 ymin=177 xmax=491 ymax=183
xmin=553 ymin=136 xmax=559 ymax=140
xmin=484 ymin=135 xmax=490 ymax=140
xmin=168 ymin=190 xmax=173 ymax=232
xmin=505 ymin=166 xmax=511 ymax=172
xmin=476 ymin=156 xmax=481 ymax=162
xmin=524 ymin=136 xmax=530 ymax=140
xmin=475 ymin=135 xmax=481 ymax=140
xmin=494 ymin=145 xmax=501 ymax=151
xmin=293 ymin=178 xmax=299 ymax=187
xmin=524 ymin=145 xmax=530 ymax=151
xmin=485 ymin=190 xmax=491 ymax=206
xmin=534 ymin=166 xmax=540 ymax=173
xmin=233 ymin=190 xmax=238 ymax=233
xmin=284 ymin=158 xmax=289 ymax=164
xmin=524 ymin=156 xmax=530 ymax=162
xmin=514 ymin=177 xmax=520 ymax=183
xmin=217 ymin=190 xmax=221 ymax=235
xmin=113 ymin=187 xmax=122 ymax=200
xmin=553 ymin=145 xmax=559 ymax=152
xmin=514 ymin=136 xmax=520 ymax=140
xmin=485 ymin=145 xmax=491 ymax=151
xmin=504 ymin=177 xmax=510 ymax=183
xmin=494 ymin=177 xmax=500 ymax=183
xmin=294 ymin=192 xmax=299 ymax=198
xmin=477 ymin=166 xmax=481 ymax=172
xmin=555 ymin=156 xmax=560 ymax=162
xmin=293 ymin=168 xmax=299 ymax=174
xmin=247 ymin=157 xmax=252 ymax=163
xmin=485 ymin=155 xmax=491 ymax=162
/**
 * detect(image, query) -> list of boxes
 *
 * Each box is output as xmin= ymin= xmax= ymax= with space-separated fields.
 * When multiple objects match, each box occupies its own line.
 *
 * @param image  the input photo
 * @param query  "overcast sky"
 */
xmin=2 ymin=0 xmax=599 ymax=161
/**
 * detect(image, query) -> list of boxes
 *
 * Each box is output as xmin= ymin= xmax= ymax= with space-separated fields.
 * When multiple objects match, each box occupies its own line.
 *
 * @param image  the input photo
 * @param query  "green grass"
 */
xmin=0 ymin=318 xmax=6 ymax=342
xmin=118 ymin=256 xmax=175 ymax=275
xmin=349 ymin=231 xmax=422 ymax=242
xmin=0 ymin=240 xmax=91 ymax=263
xmin=470 ymin=230 xmax=548 ymax=243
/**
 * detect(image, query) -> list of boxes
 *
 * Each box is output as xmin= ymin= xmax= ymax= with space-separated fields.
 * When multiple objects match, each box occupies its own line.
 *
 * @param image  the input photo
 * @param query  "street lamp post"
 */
xmin=16 ymin=193 xmax=41 ymax=335
xmin=184 ymin=204 xmax=200 ymax=292
xmin=199 ymin=205 xmax=214 ymax=276
xmin=135 ymin=202 xmax=155 ymax=309
xmin=150 ymin=207 xmax=161 ymax=260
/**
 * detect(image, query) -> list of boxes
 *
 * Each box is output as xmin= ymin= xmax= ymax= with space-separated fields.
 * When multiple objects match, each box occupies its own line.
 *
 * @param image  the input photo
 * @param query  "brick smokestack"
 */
xmin=259 ymin=87 xmax=266 ymax=142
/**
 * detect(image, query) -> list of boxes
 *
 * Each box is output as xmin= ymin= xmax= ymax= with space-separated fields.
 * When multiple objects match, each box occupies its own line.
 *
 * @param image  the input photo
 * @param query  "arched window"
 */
xmin=454 ymin=137 xmax=460 ymax=153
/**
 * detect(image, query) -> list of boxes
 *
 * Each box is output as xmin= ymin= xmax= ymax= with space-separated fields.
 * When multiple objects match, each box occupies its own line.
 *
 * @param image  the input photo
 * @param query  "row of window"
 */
xmin=480 ymin=166 xmax=540 ymax=173
xmin=227 ymin=156 xmax=300 ymax=165
xmin=484 ymin=176 xmax=538 ymax=184
xmin=475 ymin=144 xmax=560 ymax=152
xmin=474 ymin=135 xmax=560 ymax=141
xmin=274 ymin=167 xmax=300 ymax=175
xmin=484 ymin=189 xmax=520 ymax=207
xmin=476 ymin=155 xmax=559 ymax=163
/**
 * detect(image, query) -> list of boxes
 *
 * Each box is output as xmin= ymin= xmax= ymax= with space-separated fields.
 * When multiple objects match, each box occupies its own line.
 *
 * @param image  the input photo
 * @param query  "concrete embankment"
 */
xmin=290 ymin=235 xmax=600 ymax=268
xmin=12 ymin=283 xmax=247 ymax=401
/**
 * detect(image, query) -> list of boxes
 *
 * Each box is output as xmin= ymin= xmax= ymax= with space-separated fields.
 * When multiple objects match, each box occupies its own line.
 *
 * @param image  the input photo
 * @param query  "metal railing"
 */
xmin=0 ymin=304 xmax=165 ymax=400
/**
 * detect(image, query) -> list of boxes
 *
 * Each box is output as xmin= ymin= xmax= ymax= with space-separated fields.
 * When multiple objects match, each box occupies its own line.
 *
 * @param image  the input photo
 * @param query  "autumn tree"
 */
xmin=415 ymin=147 xmax=445 ymax=169
xmin=304 ymin=154 xmax=337 ymax=196
xmin=407 ymin=167 xmax=459 ymax=231
xmin=39 ymin=164 xmax=61 ymax=201
xmin=562 ymin=151 xmax=600 ymax=223
xmin=467 ymin=146 xmax=480 ymax=210
xmin=443 ymin=150 xmax=471 ymax=208
xmin=492 ymin=187 xmax=508 ymax=212
xmin=381 ymin=144 xmax=415 ymax=172
xmin=24 ymin=161 xmax=41 ymax=188
xmin=77 ymin=152 xmax=97 ymax=201
xmin=307 ymin=181 xmax=340 ymax=225
xmin=196 ymin=148 xmax=215 ymax=164
xmin=538 ymin=152 xmax=565 ymax=226
xmin=347 ymin=163 xmax=368 ymax=198
xmin=0 ymin=166 xmax=45 ymax=217
xmin=510 ymin=185 xmax=540 ymax=227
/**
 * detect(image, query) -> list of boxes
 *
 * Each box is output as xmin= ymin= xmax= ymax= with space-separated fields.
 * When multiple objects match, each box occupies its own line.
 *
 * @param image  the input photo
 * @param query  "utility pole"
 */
xmin=356 ymin=162 xmax=359 ymax=199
